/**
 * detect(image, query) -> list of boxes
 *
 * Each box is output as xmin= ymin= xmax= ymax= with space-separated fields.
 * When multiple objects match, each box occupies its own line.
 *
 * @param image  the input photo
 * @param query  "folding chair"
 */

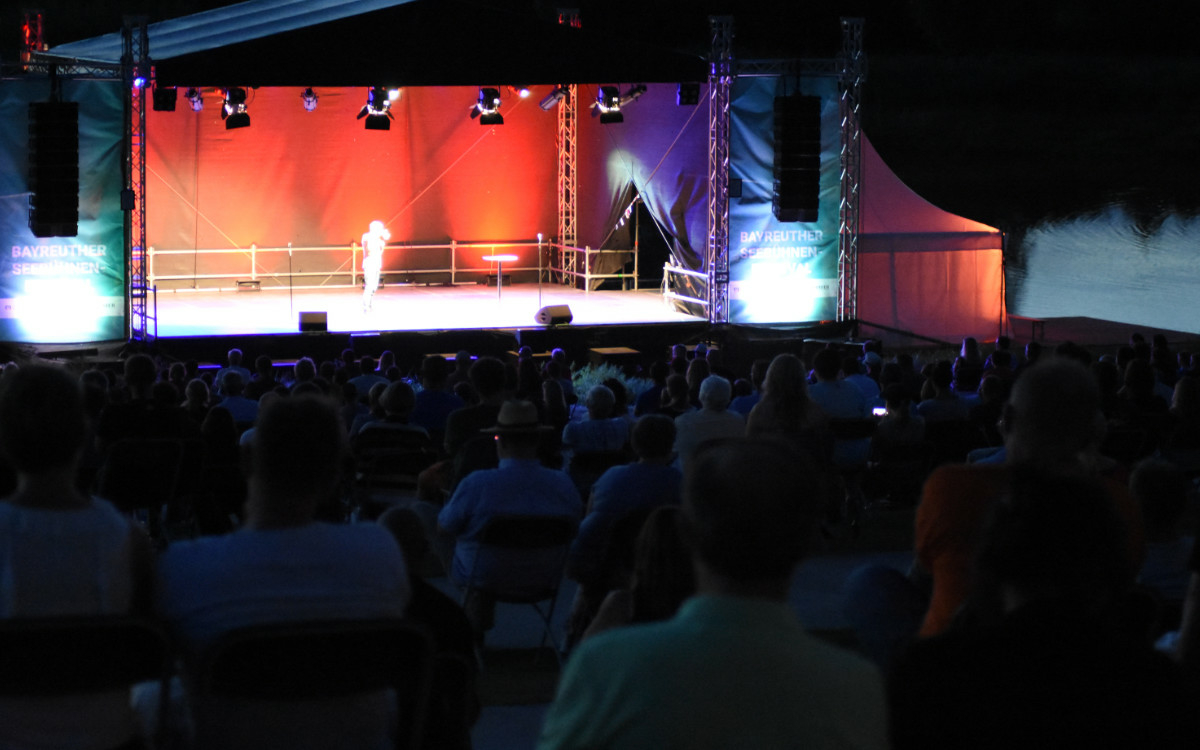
xmin=196 ymin=618 xmax=435 ymax=750
xmin=462 ymin=514 xmax=578 ymax=661
xmin=0 ymin=616 xmax=173 ymax=746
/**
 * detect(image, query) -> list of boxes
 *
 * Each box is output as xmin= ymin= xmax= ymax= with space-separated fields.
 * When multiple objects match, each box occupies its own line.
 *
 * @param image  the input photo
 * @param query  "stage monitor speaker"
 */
xmin=28 ymin=101 xmax=80 ymax=238
xmin=535 ymin=304 xmax=573 ymax=326
xmin=772 ymin=95 xmax=820 ymax=223
xmin=299 ymin=311 xmax=328 ymax=332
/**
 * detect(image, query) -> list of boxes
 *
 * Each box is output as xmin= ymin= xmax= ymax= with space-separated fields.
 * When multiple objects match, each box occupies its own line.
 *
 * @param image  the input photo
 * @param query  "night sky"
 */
xmin=9 ymin=0 xmax=1200 ymax=235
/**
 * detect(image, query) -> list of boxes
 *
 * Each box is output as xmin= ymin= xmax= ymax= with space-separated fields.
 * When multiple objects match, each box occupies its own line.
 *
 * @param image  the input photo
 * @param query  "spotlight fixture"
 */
xmin=620 ymin=84 xmax=647 ymax=105
xmin=595 ymin=85 xmax=622 ymax=124
xmin=539 ymin=86 xmax=568 ymax=111
xmin=300 ymin=87 xmax=318 ymax=112
xmin=470 ymin=87 xmax=503 ymax=125
xmin=151 ymin=86 xmax=177 ymax=111
xmin=508 ymin=85 xmax=531 ymax=99
xmin=185 ymin=87 xmax=203 ymax=112
xmin=221 ymin=87 xmax=250 ymax=129
xmin=357 ymin=86 xmax=394 ymax=130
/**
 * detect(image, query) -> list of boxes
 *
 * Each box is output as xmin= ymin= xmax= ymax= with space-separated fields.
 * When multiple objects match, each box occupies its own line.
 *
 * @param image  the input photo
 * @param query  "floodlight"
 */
xmin=356 ymin=86 xmax=394 ymax=130
xmin=222 ymin=87 xmax=249 ymax=129
xmin=300 ymin=87 xmax=319 ymax=112
xmin=620 ymin=84 xmax=647 ymax=105
xmin=509 ymin=85 xmax=531 ymax=98
xmin=539 ymin=86 xmax=568 ymax=111
xmin=185 ymin=87 xmax=204 ymax=111
xmin=596 ymin=85 xmax=622 ymax=124
xmin=470 ymin=87 xmax=503 ymax=125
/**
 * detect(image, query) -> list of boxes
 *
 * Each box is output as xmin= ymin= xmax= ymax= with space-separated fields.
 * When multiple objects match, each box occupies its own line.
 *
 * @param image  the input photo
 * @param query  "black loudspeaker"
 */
xmin=152 ymin=87 xmax=178 ymax=111
xmin=28 ymin=101 xmax=79 ymax=238
xmin=534 ymin=304 xmax=573 ymax=326
xmin=299 ymin=311 xmax=328 ymax=332
xmin=772 ymin=95 xmax=820 ymax=223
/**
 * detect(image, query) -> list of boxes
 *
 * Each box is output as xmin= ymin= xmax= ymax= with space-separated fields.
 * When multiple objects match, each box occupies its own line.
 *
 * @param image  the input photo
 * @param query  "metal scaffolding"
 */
xmin=556 ymin=83 xmax=578 ymax=284
xmin=706 ymin=15 xmax=733 ymax=324
xmin=122 ymin=17 xmax=153 ymax=341
xmin=837 ymin=17 xmax=864 ymax=323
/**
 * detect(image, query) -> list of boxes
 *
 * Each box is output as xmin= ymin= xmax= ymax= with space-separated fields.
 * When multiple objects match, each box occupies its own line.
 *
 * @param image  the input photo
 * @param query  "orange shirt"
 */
xmin=915 ymin=464 xmax=1144 ymax=637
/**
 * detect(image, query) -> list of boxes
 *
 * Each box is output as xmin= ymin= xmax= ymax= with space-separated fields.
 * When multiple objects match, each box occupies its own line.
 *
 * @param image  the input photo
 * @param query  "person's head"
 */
xmin=123 ymin=353 xmax=157 ymax=396
xmin=368 ymin=219 xmax=390 ymax=240
xmin=973 ymin=467 xmax=1131 ymax=619
xmin=1001 ymin=357 xmax=1103 ymax=468
xmin=630 ymin=506 xmax=695 ymax=623
xmin=420 ymin=354 xmax=450 ymax=389
xmin=223 ymin=370 xmax=245 ymax=396
xmin=663 ymin=374 xmax=689 ymax=406
xmin=0 ymin=365 xmax=85 ymax=475
xmin=881 ymin=383 xmax=911 ymax=414
xmin=649 ymin=360 xmax=669 ymax=386
xmin=255 ymin=354 xmax=274 ymax=377
xmin=685 ymin=358 xmax=711 ymax=392
xmin=1121 ymin=358 xmax=1156 ymax=398
xmin=585 ymin=384 xmax=616 ymax=419
xmin=748 ymin=358 xmax=770 ymax=391
xmin=469 ymin=356 xmax=506 ymax=400
xmin=960 ymin=336 xmax=980 ymax=360
xmin=359 ymin=355 xmax=377 ymax=375
xmin=682 ymin=438 xmax=820 ymax=597
xmin=812 ymin=348 xmax=841 ymax=382
xmin=184 ymin=378 xmax=209 ymax=406
xmin=366 ymin=381 xmax=388 ymax=414
xmin=490 ymin=399 xmax=546 ymax=459
xmin=248 ymin=395 xmax=346 ymax=526
xmin=1172 ymin=376 xmax=1199 ymax=417
xmin=697 ymin=375 xmax=732 ymax=411
xmin=630 ymin=414 xmax=676 ymax=462
xmin=293 ymin=356 xmax=316 ymax=383
xmin=761 ymin=353 xmax=808 ymax=404
xmin=380 ymin=380 xmax=416 ymax=418
xmin=1024 ymin=340 xmax=1042 ymax=364
xmin=930 ymin=360 xmax=954 ymax=393
xmin=841 ymin=355 xmax=862 ymax=377
xmin=227 ymin=348 xmax=243 ymax=366
xmin=603 ymin=378 xmax=628 ymax=413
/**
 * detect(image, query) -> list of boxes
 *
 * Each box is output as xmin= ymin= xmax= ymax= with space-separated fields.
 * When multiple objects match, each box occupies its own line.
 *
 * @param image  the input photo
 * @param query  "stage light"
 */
xmin=620 ymin=84 xmax=647 ymax=105
xmin=470 ymin=87 xmax=503 ymax=125
xmin=387 ymin=88 xmax=401 ymax=102
xmin=300 ymin=87 xmax=319 ymax=112
xmin=539 ymin=86 xmax=568 ymax=111
xmin=185 ymin=87 xmax=203 ymax=112
xmin=595 ymin=85 xmax=622 ymax=124
xmin=509 ymin=85 xmax=531 ymax=99
xmin=132 ymin=73 xmax=147 ymax=89
xmin=356 ymin=86 xmax=394 ymax=130
xmin=221 ymin=87 xmax=250 ymax=129
xmin=151 ymin=86 xmax=177 ymax=111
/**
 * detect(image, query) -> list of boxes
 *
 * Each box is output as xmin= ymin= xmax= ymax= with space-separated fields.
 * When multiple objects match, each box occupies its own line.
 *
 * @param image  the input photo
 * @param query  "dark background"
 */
xmin=7 ymin=0 xmax=1200 ymax=236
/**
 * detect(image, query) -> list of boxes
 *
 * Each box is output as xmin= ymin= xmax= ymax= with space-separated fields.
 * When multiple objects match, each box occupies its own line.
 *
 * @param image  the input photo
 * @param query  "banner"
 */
xmin=0 ymin=78 xmax=126 ymax=344
xmin=728 ymin=76 xmax=839 ymax=324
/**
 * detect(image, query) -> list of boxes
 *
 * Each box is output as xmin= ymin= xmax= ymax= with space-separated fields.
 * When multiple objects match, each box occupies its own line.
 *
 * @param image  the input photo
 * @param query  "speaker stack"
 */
xmin=28 ymin=101 xmax=80 ymax=238
xmin=772 ymin=95 xmax=821 ymax=223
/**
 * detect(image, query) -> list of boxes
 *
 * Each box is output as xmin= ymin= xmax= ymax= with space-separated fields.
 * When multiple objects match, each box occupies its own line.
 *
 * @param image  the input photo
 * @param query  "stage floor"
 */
xmin=152 ymin=283 xmax=702 ymax=338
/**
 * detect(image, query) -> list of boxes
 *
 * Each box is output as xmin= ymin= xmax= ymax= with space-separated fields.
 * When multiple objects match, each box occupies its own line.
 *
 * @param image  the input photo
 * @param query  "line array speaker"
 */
xmin=28 ymin=101 xmax=80 ymax=238
xmin=772 ymin=95 xmax=820 ymax=223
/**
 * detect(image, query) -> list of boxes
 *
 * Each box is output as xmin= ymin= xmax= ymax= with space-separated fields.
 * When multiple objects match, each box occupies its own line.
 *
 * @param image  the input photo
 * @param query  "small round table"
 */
xmin=481 ymin=254 xmax=519 ymax=300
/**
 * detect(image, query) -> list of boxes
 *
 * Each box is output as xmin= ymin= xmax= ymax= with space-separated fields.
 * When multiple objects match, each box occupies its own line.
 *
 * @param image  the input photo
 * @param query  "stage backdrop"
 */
xmin=146 ymin=85 xmax=558 ymax=288
xmin=728 ymin=76 xmax=840 ymax=325
xmin=0 ymin=78 xmax=126 ymax=344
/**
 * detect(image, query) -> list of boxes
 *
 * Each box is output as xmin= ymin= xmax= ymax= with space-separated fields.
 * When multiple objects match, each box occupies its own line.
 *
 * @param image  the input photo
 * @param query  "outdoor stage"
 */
xmin=153 ymin=283 xmax=703 ymax=338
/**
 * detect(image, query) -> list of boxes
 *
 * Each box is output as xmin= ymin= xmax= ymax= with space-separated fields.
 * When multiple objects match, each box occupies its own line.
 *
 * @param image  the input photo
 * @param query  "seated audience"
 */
xmin=538 ymin=437 xmax=887 ymax=749
xmin=673 ymin=375 xmax=744 ymax=472
xmin=890 ymin=469 xmax=1189 ymax=749
xmin=0 ymin=365 xmax=154 ymax=750
xmin=158 ymin=395 xmax=411 ymax=750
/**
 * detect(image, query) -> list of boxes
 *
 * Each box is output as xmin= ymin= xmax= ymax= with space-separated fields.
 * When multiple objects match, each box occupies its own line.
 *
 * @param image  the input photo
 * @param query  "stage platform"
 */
xmin=153 ymin=283 xmax=700 ymax=338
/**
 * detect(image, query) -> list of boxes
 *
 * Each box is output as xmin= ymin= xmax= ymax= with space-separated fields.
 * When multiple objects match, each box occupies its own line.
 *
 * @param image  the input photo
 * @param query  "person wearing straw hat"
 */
xmin=437 ymin=400 xmax=582 ymax=632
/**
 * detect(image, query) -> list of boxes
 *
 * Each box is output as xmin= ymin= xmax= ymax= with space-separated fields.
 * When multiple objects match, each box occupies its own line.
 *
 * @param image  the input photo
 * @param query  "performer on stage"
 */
xmin=361 ymin=220 xmax=390 ymax=311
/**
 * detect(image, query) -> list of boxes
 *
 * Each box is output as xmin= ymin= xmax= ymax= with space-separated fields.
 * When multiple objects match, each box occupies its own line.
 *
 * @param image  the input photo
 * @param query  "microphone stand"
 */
xmin=537 ymin=232 xmax=543 ymax=309
xmin=288 ymin=242 xmax=293 ymax=322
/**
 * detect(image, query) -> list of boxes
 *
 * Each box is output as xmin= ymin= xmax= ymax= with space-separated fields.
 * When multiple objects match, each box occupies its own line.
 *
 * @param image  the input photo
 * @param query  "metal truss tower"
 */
xmin=706 ymin=16 xmax=733 ymax=324
xmin=837 ymin=17 xmax=864 ymax=323
xmin=122 ymin=17 xmax=152 ymax=342
xmin=556 ymin=84 xmax=578 ymax=281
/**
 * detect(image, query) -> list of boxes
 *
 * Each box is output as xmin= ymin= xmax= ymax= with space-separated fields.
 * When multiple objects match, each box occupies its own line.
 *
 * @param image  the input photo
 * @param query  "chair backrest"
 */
xmin=468 ymin=515 xmax=578 ymax=602
xmin=199 ymin=618 xmax=435 ymax=749
xmin=0 ymin=616 xmax=171 ymax=696
xmin=352 ymin=427 xmax=440 ymax=488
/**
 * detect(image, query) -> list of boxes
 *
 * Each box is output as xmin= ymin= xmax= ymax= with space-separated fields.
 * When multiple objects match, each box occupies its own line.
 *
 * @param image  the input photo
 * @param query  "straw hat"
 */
xmin=483 ymin=399 xmax=550 ymax=434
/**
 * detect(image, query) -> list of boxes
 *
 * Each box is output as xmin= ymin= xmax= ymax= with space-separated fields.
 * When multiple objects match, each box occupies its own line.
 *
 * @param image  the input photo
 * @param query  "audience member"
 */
xmin=538 ymin=437 xmax=887 ymax=749
xmin=158 ymin=395 xmax=410 ymax=750
xmin=0 ymin=365 xmax=154 ymax=750
xmin=673 ymin=375 xmax=744 ymax=472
